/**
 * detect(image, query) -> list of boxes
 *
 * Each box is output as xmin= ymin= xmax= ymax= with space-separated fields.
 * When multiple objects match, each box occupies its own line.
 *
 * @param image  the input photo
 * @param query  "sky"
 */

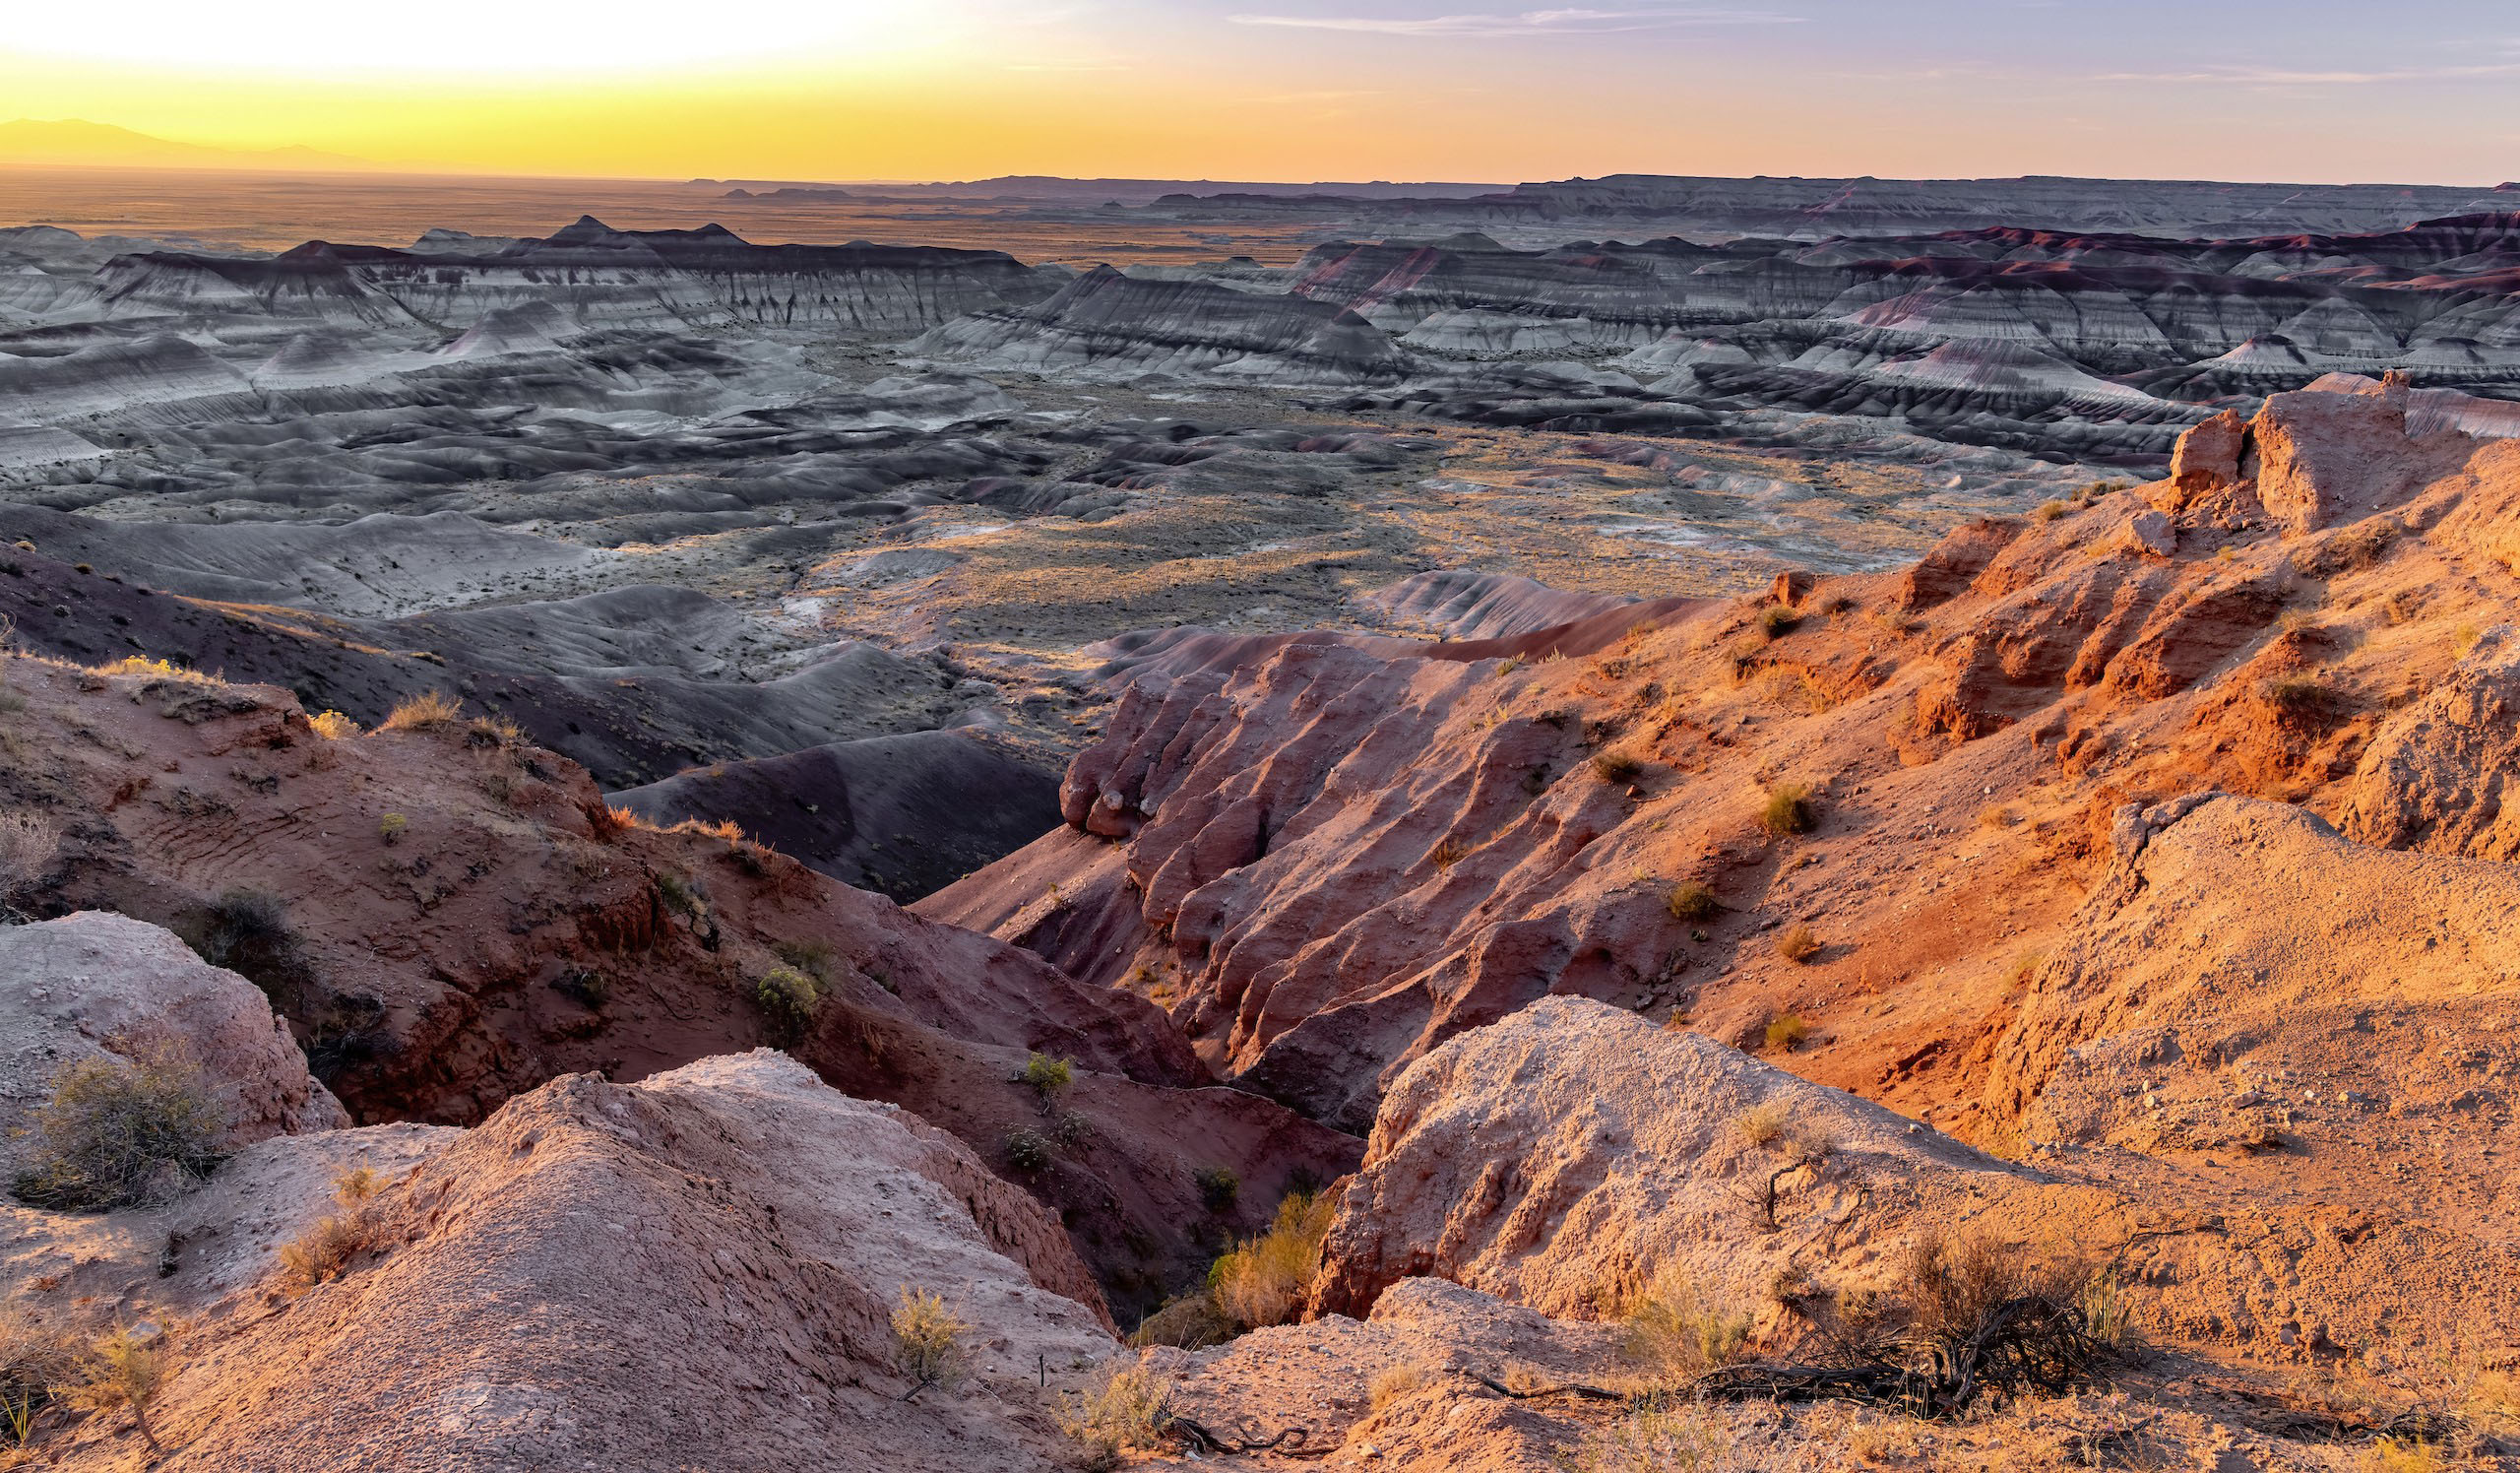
xmin=4 ymin=0 xmax=2520 ymax=184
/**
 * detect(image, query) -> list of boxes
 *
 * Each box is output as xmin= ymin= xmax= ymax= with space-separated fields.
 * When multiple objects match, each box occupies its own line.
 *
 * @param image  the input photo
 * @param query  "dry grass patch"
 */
xmin=1667 ymin=882 xmax=1718 ymax=923
xmin=1733 ymin=1101 xmax=1791 ymax=1148
xmin=1368 ymin=1364 xmax=1427 ymax=1410
xmin=1775 ymin=926 xmax=1822 ymax=965
xmin=1621 ymin=1265 xmax=1754 ymax=1377
xmin=0 ymin=811 xmax=58 ymax=920
xmin=1573 ymin=1401 xmax=1797 ymax=1473
xmin=378 ymin=689 xmax=462 ymax=733
xmin=0 ymin=1313 xmax=75 ymax=1449
xmin=1593 ymin=749 xmax=1645 ymax=784
xmin=278 ymin=1167 xmax=390 ymax=1291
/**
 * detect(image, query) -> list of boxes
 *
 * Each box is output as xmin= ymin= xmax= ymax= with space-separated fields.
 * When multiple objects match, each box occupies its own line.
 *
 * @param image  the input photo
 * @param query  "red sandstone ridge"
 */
xmin=929 ymin=379 xmax=2520 ymax=1174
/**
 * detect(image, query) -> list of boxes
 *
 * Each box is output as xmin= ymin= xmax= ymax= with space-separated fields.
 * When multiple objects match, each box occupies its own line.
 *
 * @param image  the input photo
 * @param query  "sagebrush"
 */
xmin=12 ymin=1046 xmax=225 ymax=1211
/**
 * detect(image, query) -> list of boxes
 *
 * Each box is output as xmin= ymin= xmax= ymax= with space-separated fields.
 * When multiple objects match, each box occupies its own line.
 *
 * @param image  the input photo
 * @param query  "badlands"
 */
xmin=0 ymin=172 xmax=2517 ymax=1470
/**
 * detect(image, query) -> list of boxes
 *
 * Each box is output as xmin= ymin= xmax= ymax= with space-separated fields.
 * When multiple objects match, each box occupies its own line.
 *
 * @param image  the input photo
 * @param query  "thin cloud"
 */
xmin=1228 ymin=7 xmax=1799 ymax=38
xmin=2097 ymin=61 xmax=2520 ymax=86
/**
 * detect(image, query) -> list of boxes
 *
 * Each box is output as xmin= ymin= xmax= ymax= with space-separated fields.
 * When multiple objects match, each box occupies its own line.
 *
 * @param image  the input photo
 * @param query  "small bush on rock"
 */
xmin=1593 ymin=749 xmax=1645 ymax=784
xmin=1211 ymin=1190 xmax=1336 ymax=1331
xmin=1759 ymin=784 xmax=1817 ymax=838
xmin=194 ymin=886 xmax=307 ymax=1000
xmin=1128 ymin=1295 xmax=1236 ymax=1351
xmin=1019 ymin=1052 xmax=1074 ymax=1098
xmin=67 ymin=1328 xmax=167 ymax=1453
xmin=1733 ymin=1102 xmax=1790 ymax=1148
xmin=1667 ymin=882 xmax=1719 ymax=923
xmin=1003 ymin=1127 xmax=1054 ymax=1174
xmin=1622 ymin=1265 xmax=1753 ymax=1375
xmin=890 ymin=1288 xmax=970 ymax=1401
xmin=12 ymin=1047 xmax=224 ymax=1211
xmin=1776 ymin=927 xmax=1822 ymax=965
xmin=1195 ymin=1166 xmax=1239 ymax=1212
xmin=278 ymin=1167 xmax=389 ymax=1290
xmin=0 ymin=811 xmax=58 ymax=922
xmin=1055 ymin=1365 xmax=1173 ymax=1467
xmin=753 ymin=965 xmax=821 ymax=1047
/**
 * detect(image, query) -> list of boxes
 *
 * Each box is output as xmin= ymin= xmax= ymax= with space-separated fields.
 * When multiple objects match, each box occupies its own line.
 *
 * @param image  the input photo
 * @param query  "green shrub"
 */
xmin=1020 ymin=1052 xmax=1074 ymax=1097
xmin=753 ymin=965 xmax=822 ymax=1047
xmin=656 ymin=872 xmax=705 ymax=920
xmin=1003 ymin=1127 xmax=1054 ymax=1174
xmin=1758 ymin=606 xmax=1801 ymax=639
xmin=1667 ymin=882 xmax=1718 ymax=923
xmin=1765 ymin=1009 xmax=1814 ymax=1049
xmin=12 ymin=1047 xmax=225 ymax=1211
xmin=1195 ymin=1165 xmax=1239 ymax=1212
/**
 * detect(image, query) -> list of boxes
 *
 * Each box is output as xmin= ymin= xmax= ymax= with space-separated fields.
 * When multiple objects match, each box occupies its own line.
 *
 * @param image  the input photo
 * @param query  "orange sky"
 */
xmin=6 ymin=1 xmax=2518 ymax=185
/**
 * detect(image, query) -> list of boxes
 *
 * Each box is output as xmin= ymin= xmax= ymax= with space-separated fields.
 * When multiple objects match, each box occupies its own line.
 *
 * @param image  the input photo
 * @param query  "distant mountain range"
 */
xmin=697 ymin=175 xmax=1510 ymax=205
xmin=0 ymin=119 xmax=370 ymax=171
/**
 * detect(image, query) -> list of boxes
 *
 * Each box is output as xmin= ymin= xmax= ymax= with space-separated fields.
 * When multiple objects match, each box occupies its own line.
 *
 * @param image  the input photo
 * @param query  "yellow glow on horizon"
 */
xmin=5 ymin=3 xmax=2507 ymax=190
xmin=4 ymin=0 xmax=926 ymax=74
